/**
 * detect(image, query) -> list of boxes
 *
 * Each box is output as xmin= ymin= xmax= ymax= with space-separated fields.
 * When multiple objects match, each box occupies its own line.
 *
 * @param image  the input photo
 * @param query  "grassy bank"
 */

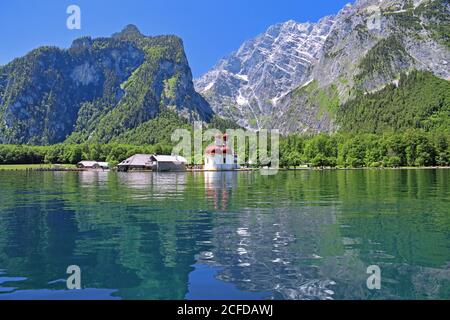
xmin=0 ymin=164 xmax=76 ymax=171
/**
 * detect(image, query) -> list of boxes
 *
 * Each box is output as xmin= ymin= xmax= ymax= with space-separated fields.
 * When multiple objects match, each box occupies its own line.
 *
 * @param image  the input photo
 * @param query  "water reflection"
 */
xmin=196 ymin=205 xmax=339 ymax=300
xmin=117 ymin=172 xmax=152 ymax=190
xmin=116 ymin=172 xmax=186 ymax=199
xmin=0 ymin=170 xmax=449 ymax=300
xmin=204 ymin=172 xmax=238 ymax=210
xmin=186 ymin=264 xmax=271 ymax=300
xmin=78 ymin=171 xmax=110 ymax=187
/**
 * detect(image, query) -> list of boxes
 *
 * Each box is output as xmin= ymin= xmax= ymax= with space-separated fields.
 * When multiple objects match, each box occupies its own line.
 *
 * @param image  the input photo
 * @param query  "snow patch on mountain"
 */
xmin=195 ymin=16 xmax=336 ymax=129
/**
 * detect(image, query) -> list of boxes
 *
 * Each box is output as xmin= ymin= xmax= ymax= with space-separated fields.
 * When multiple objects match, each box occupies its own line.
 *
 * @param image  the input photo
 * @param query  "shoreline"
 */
xmin=1 ymin=164 xmax=450 ymax=172
xmin=282 ymin=166 xmax=450 ymax=171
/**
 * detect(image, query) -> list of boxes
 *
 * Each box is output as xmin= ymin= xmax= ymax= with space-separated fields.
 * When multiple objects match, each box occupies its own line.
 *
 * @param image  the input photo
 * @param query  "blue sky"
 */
xmin=0 ymin=0 xmax=352 ymax=77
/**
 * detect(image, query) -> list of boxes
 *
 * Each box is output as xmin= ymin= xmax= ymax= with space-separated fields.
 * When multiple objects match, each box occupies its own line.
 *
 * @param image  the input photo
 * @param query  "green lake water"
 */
xmin=0 ymin=169 xmax=449 ymax=300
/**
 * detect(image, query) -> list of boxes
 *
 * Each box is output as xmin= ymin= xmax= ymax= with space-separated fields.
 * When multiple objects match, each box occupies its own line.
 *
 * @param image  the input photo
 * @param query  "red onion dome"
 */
xmin=205 ymin=145 xmax=232 ymax=155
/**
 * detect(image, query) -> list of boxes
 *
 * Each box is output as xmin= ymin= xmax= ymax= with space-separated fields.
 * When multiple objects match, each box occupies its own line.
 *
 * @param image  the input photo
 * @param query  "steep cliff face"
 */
xmin=197 ymin=0 xmax=450 ymax=134
xmin=311 ymin=0 xmax=449 ymax=93
xmin=194 ymin=17 xmax=336 ymax=129
xmin=270 ymin=0 xmax=450 ymax=134
xmin=0 ymin=25 xmax=212 ymax=145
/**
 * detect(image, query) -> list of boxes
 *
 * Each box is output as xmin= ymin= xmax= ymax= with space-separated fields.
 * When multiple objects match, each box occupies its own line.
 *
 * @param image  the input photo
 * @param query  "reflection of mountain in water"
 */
xmin=198 ymin=171 xmax=339 ymax=299
xmin=197 ymin=205 xmax=340 ymax=300
xmin=0 ymin=170 xmax=449 ymax=299
xmin=195 ymin=170 xmax=450 ymax=300
xmin=0 ymin=171 xmax=200 ymax=300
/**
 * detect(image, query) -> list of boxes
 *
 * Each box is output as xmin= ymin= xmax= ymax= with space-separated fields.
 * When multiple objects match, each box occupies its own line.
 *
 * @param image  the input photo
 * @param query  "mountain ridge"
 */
xmin=195 ymin=15 xmax=336 ymax=129
xmin=0 ymin=25 xmax=213 ymax=145
xmin=196 ymin=0 xmax=450 ymax=134
xmin=1 ymin=0 xmax=449 ymax=146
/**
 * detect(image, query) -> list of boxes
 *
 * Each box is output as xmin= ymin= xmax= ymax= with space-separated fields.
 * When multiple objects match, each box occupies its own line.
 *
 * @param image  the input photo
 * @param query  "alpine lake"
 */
xmin=0 ymin=169 xmax=449 ymax=300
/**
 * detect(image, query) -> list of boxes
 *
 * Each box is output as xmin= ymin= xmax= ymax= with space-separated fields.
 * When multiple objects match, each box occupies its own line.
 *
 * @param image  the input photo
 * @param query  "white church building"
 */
xmin=204 ymin=134 xmax=240 ymax=171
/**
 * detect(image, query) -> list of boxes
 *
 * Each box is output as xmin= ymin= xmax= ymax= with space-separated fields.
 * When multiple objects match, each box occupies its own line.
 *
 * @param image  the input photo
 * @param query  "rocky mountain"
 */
xmin=197 ymin=0 xmax=450 ymax=134
xmin=0 ymin=25 xmax=212 ymax=145
xmin=276 ymin=0 xmax=450 ymax=134
xmin=1 ymin=1 xmax=448 ymax=145
xmin=195 ymin=16 xmax=336 ymax=129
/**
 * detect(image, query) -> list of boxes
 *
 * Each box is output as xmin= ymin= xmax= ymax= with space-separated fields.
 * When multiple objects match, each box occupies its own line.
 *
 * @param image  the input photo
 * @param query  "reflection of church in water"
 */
xmin=204 ymin=171 xmax=238 ymax=210
xmin=203 ymin=133 xmax=240 ymax=210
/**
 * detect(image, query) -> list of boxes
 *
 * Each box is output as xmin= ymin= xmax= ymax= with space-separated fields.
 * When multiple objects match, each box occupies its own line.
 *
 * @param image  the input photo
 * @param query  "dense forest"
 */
xmin=337 ymin=71 xmax=450 ymax=133
xmin=1 ymin=128 xmax=449 ymax=168
xmin=279 ymin=130 xmax=449 ymax=168
xmin=1 ymin=69 xmax=449 ymax=169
